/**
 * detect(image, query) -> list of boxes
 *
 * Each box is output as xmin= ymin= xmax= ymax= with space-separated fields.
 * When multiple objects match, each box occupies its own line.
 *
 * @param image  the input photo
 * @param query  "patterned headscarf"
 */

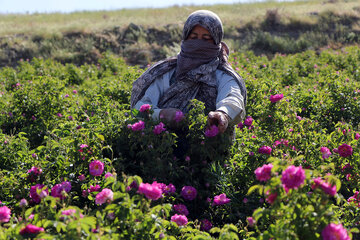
xmin=131 ymin=10 xmax=247 ymax=114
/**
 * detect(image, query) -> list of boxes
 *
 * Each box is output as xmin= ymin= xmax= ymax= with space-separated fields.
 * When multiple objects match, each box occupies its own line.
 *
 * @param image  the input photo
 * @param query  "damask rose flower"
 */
xmin=131 ymin=120 xmax=145 ymax=131
xmin=95 ymin=188 xmax=114 ymax=205
xmin=79 ymin=144 xmax=88 ymax=149
xmin=355 ymin=133 xmax=360 ymax=140
xmin=312 ymin=178 xmax=337 ymax=196
xmin=205 ymin=125 xmax=219 ymax=138
xmin=200 ymin=219 xmax=212 ymax=231
xmin=171 ymin=214 xmax=188 ymax=226
xmin=153 ymin=122 xmax=166 ymax=135
xmin=337 ymin=144 xmax=353 ymax=157
xmin=51 ymin=181 xmax=72 ymax=200
xmin=30 ymin=184 xmax=48 ymax=204
xmin=19 ymin=199 xmax=28 ymax=208
xmin=0 ymin=206 xmax=11 ymax=223
xmin=255 ymin=163 xmax=273 ymax=182
xmin=347 ymin=191 xmax=360 ymax=207
xmin=60 ymin=209 xmax=84 ymax=220
xmin=269 ymin=93 xmax=283 ymax=103
xmin=139 ymin=104 xmax=151 ymax=112
xmin=138 ymin=182 xmax=162 ymax=200
xmin=320 ymin=147 xmax=332 ymax=159
xmin=321 ymin=223 xmax=350 ymax=240
xmin=281 ymin=165 xmax=305 ymax=190
xmin=174 ymin=111 xmax=184 ymax=122
xmin=181 ymin=186 xmax=197 ymax=201
xmin=89 ymin=160 xmax=104 ymax=176
xmin=104 ymin=172 xmax=114 ymax=179
xmin=159 ymin=183 xmax=176 ymax=196
xmin=244 ymin=116 xmax=253 ymax=127
xmin=88 ymin=185 xmax=101 ymax=193
xmin=27 ymin=167 xmax=42 ymax=182
xmin=213 ymin=193 xmax=231 ymax=206
xmin=247 ymin=217 xmax=255 ymax=227
xmin=173 ymin=204 xmax=189 ymax=216
xmin=19 ymin=224 xmax=44 ymax=236
xmin=78 ymin=174 xmax=86 ymax=181
xmin=258 ymin=146 xmax=272 ymax=155
xmin=265 ymin=191 xmax=278 ymax=204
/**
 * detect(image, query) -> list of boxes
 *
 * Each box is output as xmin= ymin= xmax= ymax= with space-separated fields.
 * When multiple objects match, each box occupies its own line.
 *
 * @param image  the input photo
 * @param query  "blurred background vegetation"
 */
xmin=0 ymin=0 xmax=359 ymax=68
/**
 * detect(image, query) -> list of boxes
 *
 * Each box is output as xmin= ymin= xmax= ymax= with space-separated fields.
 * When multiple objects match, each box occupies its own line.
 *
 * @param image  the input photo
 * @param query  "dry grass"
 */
xmin=0 ymin=0 xmax=359 ymax=36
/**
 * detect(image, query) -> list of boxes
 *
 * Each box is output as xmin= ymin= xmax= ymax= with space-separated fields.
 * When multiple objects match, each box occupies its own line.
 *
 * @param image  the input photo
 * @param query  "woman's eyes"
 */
xmin=189 ymin=35 xmax=213 ymax=41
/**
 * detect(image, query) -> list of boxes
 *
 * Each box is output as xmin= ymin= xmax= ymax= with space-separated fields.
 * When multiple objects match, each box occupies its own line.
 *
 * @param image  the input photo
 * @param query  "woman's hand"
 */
xmin=207 ymin=111 xmax=230 ymax=133
xmin=159 ymin=108 xmax=182 ymax=129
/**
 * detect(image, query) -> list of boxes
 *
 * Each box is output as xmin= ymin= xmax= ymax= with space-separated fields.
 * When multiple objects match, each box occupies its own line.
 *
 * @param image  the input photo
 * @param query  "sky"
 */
xmin=0 ymin=0 xmax=272 ymax=14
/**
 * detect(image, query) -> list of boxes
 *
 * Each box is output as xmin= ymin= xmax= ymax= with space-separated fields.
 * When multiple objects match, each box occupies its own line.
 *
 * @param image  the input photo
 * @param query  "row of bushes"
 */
xmin=0 ymin=45 xmax=360 ymax=238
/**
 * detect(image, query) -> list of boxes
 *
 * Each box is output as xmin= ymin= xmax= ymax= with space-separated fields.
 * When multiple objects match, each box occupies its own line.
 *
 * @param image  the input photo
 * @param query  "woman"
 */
xmin=131 ymin=10 xmax=246 ymax=133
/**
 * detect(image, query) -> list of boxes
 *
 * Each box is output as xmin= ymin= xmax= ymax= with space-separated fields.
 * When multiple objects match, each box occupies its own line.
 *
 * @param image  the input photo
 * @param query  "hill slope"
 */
xmin=0 ymin=0 xmax=359 ymax=67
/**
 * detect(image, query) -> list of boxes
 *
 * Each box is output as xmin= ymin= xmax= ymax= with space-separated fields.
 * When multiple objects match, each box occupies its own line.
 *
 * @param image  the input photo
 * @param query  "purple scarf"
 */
xmin=175 ymin=39 xmax=221 ymax=80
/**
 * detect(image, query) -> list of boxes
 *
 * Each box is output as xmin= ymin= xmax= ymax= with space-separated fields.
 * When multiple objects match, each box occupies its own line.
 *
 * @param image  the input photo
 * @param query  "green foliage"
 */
xmin=1 ymin=45 xmax=360 ymax=238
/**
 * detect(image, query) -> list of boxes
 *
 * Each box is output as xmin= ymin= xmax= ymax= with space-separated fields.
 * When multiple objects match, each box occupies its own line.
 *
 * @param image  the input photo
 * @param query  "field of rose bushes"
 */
xmin=0 ymin=45 xmax=360 ymax=239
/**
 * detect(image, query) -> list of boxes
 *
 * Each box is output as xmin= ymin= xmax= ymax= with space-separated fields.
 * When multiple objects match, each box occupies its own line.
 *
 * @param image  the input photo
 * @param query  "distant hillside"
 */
xmin=0 ymin=0 xmax=359 ymax=67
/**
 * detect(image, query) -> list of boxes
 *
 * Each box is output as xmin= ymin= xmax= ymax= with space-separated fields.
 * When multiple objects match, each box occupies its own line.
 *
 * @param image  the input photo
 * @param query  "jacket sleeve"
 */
xmin=216 ymin=70 xmax=246 ymax=125
xmin=133 ymin=70 xmax=172 ymax=120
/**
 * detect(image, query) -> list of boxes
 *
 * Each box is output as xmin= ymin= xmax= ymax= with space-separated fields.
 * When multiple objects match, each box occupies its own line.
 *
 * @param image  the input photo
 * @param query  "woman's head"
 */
xmin=182 ymin=10 xmax=223 ymax=45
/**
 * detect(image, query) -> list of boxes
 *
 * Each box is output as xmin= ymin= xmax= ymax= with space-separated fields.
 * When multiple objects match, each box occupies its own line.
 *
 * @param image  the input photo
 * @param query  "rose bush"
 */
xmin=0 ymin=47 xmax=359 ymax=239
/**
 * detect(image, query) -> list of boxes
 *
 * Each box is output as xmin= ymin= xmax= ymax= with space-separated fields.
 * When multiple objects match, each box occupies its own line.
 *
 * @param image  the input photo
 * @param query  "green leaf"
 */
xmin=247 ymin=185 xmax=264 ymax=195
xmin=96 ymin=134 xmax=105 ymax=141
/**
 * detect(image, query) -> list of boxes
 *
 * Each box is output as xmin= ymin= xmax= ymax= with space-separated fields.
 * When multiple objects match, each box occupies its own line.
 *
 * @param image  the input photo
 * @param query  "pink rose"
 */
xmin=237 ymin=122 xmax=244 ymax=129
xmin=265 ymin=191 xmax=278 ymax=204
xmin=138 ymin=182 xmax=163 ymax=200
xmin=27 ymin=167 xmax=42 ymax=182
xmin=244 ymin=116 xmax=253 ymax=127
xmin=321 ymin=223 xmax=350 ymax=240
xmin=355 ymin=133 xmax=360 ymax=140
xmin=173 ymin=204 xmax=189 ymax=216
xmin=258 ymin=146 xmax=272 ymax=155
xmin=131 ymin=120 xmax=145 ymax=131
xmin=269 ymin=93 xmax=283 ymax=103
xmin=78 ymin=174 xmax=86 ymax=181
xmin=312 ymin=177 xmax=337 ymax=196
xmin=337 ymin=144 xmax=353 ymax=157
xmin=320 ymin=147 xmax=332 ymax=159
xmin=139 ymin=104 xmax=151 ymax=112
xmin=181 ymin=186 xmax=197 ymax=201
xmin=153 ymin=122 xmax=166 ymax=135
xmin=171 ymin=214 xmax=188 ymax=226
xmin=205 ymin=125 xmax=219 ymax=138
xmin=200 ymin=219 xmax=212 ymax=231
xmin=104 ymin=172 xmax=114 ymax=179
xmin=89 ymin=160 xmax=104 ymax=176
xmin=254 ymin=163 xmax=273 ymax=182
xmin=30 ymin=184 xmax=48 ymax=204
xmin=88 ymin=185 xmax=101 ymax=193
xmin=60 ymin=209 xmax=84 ymax=220
xmin=79 ymin=144 xmax=88 ymax=149
xmin=0 ymin=206 xmax=11 ymax=223
xmin=174 ymin=111 xmax=184 ymax=123
xmin=281 ymin=165 xmax=305 ymax=190
xmin=19 ymin=199 xmax=28 ymax=208
xmin=347 ymin=191 xmax=360 ymax=207
xmin=159 ymin=183 xmax=176 ymax=196
xmin=247 ymin=217 xmax=255 ymax=227
xmin=213 ymin=193 xmax=231 ymax=206
xmin=51 ymin=181 xmax=72 ymax=199
xmin=19 ymin=224 xmax=45 ymax=236
xmin=95 ymin=188 xmax=114 ymax=205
